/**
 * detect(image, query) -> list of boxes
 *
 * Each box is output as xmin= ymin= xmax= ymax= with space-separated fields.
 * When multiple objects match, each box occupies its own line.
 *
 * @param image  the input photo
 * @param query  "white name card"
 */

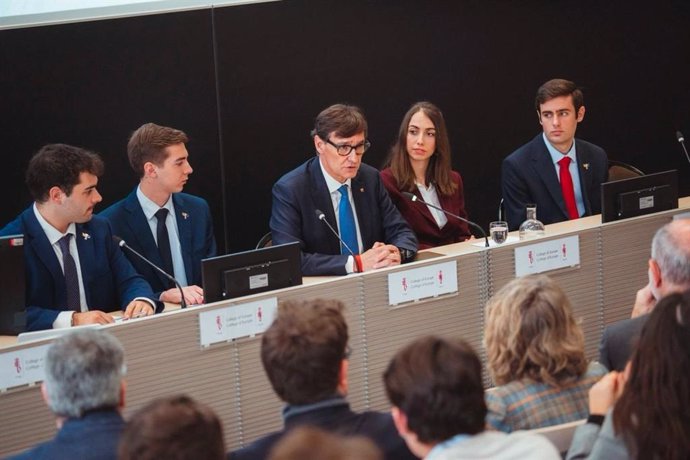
xmin=199 ymin=297 xmax=278 ymax=347
xmin=514 ymin=235 xmax=580 ymax=277
xmin=0 ymin=344 xmax=50 ymax=391
xmin=388 ymin=260 xmax=458 ymax=305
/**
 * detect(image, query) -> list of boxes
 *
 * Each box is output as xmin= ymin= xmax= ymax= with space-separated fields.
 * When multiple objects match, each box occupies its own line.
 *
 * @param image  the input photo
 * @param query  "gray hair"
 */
xmin=44 ymin=329 xmax=125 ymax=418
xmin=651 ymin=220 xmax=690 ymax=286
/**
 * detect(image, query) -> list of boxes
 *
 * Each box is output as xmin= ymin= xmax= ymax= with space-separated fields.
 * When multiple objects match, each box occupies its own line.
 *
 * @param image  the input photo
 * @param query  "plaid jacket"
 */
xmin=485 ymin=362 xmax=607 ymax=432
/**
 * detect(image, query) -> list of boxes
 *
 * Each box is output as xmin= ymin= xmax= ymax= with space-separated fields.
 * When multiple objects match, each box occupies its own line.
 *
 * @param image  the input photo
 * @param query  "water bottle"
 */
xmin=518 ymin=204 xmax=545 ymax=240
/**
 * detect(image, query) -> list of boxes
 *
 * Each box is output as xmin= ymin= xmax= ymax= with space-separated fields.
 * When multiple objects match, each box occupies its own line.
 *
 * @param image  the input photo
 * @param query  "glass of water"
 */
xmin=490 ymin=221 xmax=509 ymax=245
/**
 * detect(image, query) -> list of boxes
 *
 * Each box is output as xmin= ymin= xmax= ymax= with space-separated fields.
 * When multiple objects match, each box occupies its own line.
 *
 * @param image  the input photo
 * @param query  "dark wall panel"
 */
xmin=0 ymin=10 xmax=223 ymax=247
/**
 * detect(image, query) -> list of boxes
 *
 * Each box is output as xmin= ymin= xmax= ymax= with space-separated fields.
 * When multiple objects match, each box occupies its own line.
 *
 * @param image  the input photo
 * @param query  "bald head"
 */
xmin=651 ymin=219 xmax=690 ymax=291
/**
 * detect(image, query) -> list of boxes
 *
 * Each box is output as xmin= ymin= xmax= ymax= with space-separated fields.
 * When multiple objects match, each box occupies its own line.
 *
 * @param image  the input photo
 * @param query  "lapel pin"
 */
xmin=81 ymin=232 xmax=91 ymax=240
xmin=360 ymin=187 xmax=364 ymax=193
xmin=583 ymin=163 xmax=590 ymax=170
xmin=181 ymin=212 xmax=189 ymax=220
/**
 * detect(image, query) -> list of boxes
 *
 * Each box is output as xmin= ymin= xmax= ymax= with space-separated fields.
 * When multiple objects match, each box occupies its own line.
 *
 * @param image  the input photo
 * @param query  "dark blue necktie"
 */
xmin=338 ymin=185 xmax=359 ymax=255
xmin=155 ymin=208 xmax=175 ymax=287
xmin=58 ymin=234 xmax=80 ymax=310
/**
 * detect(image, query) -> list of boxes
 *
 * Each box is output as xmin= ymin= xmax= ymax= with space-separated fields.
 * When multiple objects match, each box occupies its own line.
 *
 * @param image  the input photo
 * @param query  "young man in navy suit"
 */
xmin=0 ymin=144 xmax=158 ymax=331
xmin=8 ymin=330 xmax=128 ymax=460
xmin=270 ymin=104 xmax=417 ymax=276
xmin=228 ymin=298 xmax=417 ymax=460
xmin=501 ymin=79 xmax=609 ymax=230
xmin=101 ymin=123 xmax=216 ymax=305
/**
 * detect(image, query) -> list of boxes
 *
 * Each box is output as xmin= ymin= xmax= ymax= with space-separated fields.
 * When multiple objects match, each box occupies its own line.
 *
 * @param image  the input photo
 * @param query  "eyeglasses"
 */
xmin=326 ymin=139 xmax=371 ymax=157
xmin=344 ymin=345 xmax=352 ymax=360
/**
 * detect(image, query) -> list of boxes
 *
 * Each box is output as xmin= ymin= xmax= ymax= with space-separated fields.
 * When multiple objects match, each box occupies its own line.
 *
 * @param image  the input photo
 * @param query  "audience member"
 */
xmin=267 ymin=427 xmax=382 ymax=460
xmin=383 ymin=335 xmax=560 ymax=459
xmin=8 ymin=330 xmax=127 ymax=460
xmin=381 ymin=101 xmax=472 ymax=249
xmin=228 ymin=298 xmax=416 ymax=460
xmin=101 ymin=123 xmax=216 ymax=305
xmin=599 ymin=218 xmax=690 ymax=370
xmin=118 ymin=395 xmax=225 ymax=460
xmin=0 ymin=144 xmax=159 ymax=331
xmin=567 ymin=291 xmax=690 ymax=459
xmin=484 ymin=274 xmax=606 ymax=432
xmin=501 ymin=78 xmax=608 ymax=230
xmin=270 ymin=104 xmax=417 ymax=275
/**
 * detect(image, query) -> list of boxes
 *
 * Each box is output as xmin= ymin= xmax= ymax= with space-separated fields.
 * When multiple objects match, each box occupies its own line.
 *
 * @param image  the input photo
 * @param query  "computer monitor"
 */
xmin=0 ymin=234 xmax=26 ymax=335
xmin=201 ymin=242 xmax=302 ymax=303
xmin=601 ymin=170 xmax=678 ymax=223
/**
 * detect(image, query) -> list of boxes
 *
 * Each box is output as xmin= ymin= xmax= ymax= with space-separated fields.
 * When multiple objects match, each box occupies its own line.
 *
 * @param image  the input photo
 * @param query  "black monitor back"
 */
xmin=601 ymin=170 xmax=678 ymax=223
xmin=0 ymin=234 xmax=26 ymax=335
xmin=201 ymin=242 xmax=302 ymax=303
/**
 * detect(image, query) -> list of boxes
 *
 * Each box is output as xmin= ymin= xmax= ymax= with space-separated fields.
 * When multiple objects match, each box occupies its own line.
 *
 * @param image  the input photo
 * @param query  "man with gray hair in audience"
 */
xmin=9 ymin=329 xmax=127 ymax=460
xmin=599 ymin=218 xmax=690 ymax=371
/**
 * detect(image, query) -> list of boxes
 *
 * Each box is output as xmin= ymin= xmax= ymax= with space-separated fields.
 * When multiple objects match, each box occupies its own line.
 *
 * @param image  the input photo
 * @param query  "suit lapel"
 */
xmin=531 ymin=136 xmax=568 ymax=219
xmin=124 ymin=191 xmax=169 ymax=286
xmin=74 ymin=223 xmax=95 ymax=307
xmin=575 ymin=140 xmax=593 ymax=214
xmin=23 ymin=209 xmax=66 ymax=302
xmin=309 ymin=157 xmax=342 ymax=254
xmin=172 ymin=194 xmax=193 ymax=282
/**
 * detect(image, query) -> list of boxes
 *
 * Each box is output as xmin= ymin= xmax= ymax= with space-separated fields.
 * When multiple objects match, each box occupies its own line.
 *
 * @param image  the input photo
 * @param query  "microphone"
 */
xmin=314 ymin=209 xmax=356 ymax=257
xmin=401 ymin=192 xmax=489 ymax=248
xmin=676 ymin=131 xmax=690 ymax=165
xmin=112 ymin=236 xmax=187 ymax=309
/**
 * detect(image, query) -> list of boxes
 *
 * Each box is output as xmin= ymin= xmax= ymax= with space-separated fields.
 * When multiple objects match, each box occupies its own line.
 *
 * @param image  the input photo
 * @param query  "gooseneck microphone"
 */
xmin=676 ymin=131 xmax=690 ymax=165
xmin=402 ymin=192 xmax=489 ymax=248
xmin=314 ymin=209 xmax=356 ymax=257
xmin=113 ymin=236 xmax=187 ymax=309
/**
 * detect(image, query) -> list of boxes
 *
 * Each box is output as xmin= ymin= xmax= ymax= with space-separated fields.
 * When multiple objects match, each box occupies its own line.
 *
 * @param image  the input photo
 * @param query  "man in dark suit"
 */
xmin=0 ymin=144 xmax=158 ymax=331
xmin=228 ymin=298 xmax=417 ymax=460
xmin=101 ymin=123 xmax=216 ymax=305
xmin=599 ymin=218 xmax=690 ymax=371
xmin=8 ymin=329 xmax=127 ymax=460
xmin=502 ymin=79 xmax=609 ymax=230
xmin=270 ymin=104 xmax=417 ymax=276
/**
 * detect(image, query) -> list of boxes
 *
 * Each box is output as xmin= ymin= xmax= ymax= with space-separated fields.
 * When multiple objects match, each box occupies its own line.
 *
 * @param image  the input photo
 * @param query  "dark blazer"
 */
xmin=100 ymin=190 xmax=217 ymax=294
xmin=7 ymin=410 xmax=124 ymax=460
xmin=228 ymin=399 xmax=417 ymax=460
xmin=381 ymin=168 xmax=471 ymax=249
xmin=598 ymin=314 xmax=648 ymax=371
xmin=0 ymin=207 xmax=160 ymax=331
xmin=270 ymin=157 xmax=417 ymax=275
xmin=501 ymin=134 xmax=608 ymax=230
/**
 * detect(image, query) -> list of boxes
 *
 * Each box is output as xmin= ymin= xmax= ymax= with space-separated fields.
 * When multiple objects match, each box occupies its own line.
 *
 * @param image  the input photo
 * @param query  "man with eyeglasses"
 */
xmin=270 ymin=104 xmax=417 ymax=276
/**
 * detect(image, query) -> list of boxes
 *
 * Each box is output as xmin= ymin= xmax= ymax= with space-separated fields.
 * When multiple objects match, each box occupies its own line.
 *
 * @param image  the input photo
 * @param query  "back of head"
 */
xmin=387 ymin=101 xmax=456 ymax=195
xmin=268 ymin=427 xmax=382 ymax=460
xmin=26 ymin=143 xmax=104 ymax=202
xmin=44 ymin=329 xmax=124 ymax=418
xmin=651 ymin=219 xmax=690 ymax=288
xmin=127 ymin=122 xmax=189 ymax=177
xmin=310 ymin=104 xmax=367 ymax=140
xmin=261 ymin=299 xmax=348 ymax=405
xmin=383 ymin=336 xmax=486 ymax=444
xmin=535 ymin=78 xmax=584 ymax=112
xmin=484 ymin=274 xmax=587 ymax=387
xmin=118 ymin=395 xmax=225 ymax=460
xmin=613 ymin=291 xmax=690 ymax=458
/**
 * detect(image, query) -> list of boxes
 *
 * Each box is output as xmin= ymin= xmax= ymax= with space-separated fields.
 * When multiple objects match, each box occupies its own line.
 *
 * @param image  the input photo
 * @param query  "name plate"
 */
xmin=199 ymin=297 xmax=278 ymax=347
xmin=0 ymin=344 xmax=50 ymax=391
xmin=388 ymin=260 xmax=458 ymax=305
xmin=514 ymin=235 xmax=580 ymax=277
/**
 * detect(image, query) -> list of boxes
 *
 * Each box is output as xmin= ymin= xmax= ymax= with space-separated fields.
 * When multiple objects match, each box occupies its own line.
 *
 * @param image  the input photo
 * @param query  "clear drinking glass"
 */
xmin=490 ymin=221 xmax=509 ymax=245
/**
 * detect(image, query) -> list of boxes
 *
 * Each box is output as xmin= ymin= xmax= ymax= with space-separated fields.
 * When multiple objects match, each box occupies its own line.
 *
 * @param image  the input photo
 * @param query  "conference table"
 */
xmin=1 ymin=198 xmax=689 ymax=456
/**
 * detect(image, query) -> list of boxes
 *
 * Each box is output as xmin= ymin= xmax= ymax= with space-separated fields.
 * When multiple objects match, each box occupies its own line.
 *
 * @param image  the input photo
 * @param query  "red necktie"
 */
xmin=558 ymin=156 xmax=579 ymax=220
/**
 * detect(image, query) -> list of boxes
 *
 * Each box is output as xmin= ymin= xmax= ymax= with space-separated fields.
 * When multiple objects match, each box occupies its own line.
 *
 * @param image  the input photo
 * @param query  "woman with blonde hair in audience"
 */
xmin=381 ymin=101 xmax=472 ymax=249
xmin=484 ymin=274 xmax=606 ymax=432
xmin=567 ymin=291 xmax=690 ymax=459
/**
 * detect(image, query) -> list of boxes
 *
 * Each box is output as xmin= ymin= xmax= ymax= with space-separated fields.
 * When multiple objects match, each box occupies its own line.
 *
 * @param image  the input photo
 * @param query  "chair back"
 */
xmin=608 ymin=160 xmax=644 ymax=182
xmin=256 ymin=231 xmax=272 ymax=249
